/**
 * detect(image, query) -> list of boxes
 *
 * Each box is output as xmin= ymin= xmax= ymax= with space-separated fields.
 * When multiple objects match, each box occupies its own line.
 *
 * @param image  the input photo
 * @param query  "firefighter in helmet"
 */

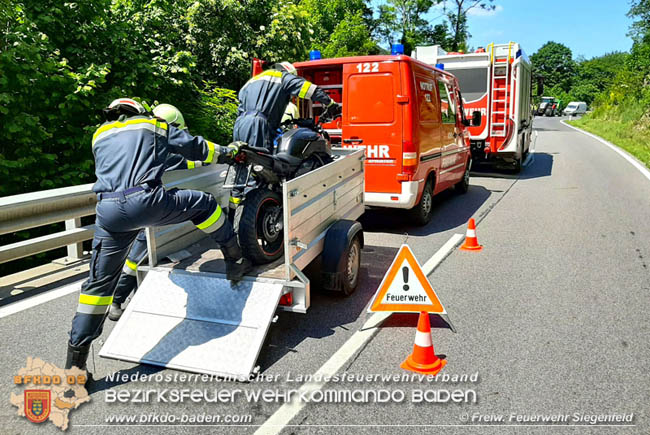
xmin=230 ymin=61 xmax=340 ymax=208
xmin=107 ymin=103 xmax=204 ymax=321
xmin=233 ymin=61 xmax=339 ymax=151
xmin=65 ymin=98 xmax=252 ymax=373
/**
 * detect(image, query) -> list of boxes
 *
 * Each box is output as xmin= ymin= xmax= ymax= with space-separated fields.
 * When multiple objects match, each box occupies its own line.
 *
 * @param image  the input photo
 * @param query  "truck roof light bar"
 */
xmin=391 ymin=44 xmax=405 ymax=55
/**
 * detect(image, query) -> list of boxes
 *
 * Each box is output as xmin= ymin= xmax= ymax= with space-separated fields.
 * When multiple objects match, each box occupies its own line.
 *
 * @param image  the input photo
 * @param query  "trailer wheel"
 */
xmin=339 ymin=236 xmax=361 ymax=295
xmin=409 ymin=179 xmax=434 ymax=226
xmin=321 ymin=220 xmax=363 ymax=295
xmin=454 ymin=159 xmax=471 ymax=194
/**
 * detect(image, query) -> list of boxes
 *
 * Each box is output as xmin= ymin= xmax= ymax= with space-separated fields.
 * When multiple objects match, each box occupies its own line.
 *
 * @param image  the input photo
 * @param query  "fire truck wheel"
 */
xmin=410 ymin=179 xmax=434 ymax=226
xmin=454 ymin=159 xmax=471 ymax=194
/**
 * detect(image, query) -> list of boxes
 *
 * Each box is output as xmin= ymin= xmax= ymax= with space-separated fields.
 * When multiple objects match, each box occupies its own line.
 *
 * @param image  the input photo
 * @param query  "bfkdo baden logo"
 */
xmin=25 ymin=390 xmax=51 ymax=423
xmin=10 ymin=357 xmax=91 ymax=431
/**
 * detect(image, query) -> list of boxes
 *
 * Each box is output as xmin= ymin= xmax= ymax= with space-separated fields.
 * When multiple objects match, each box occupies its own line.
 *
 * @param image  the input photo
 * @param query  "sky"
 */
xmin=371 ymin=0 xmax=635 ymax=60
xmin=462 ymin=0 xmax=634 ymax=59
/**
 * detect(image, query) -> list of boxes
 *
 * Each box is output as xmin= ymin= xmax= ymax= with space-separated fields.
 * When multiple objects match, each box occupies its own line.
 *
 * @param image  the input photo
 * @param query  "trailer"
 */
xmin=413 ymin=42 xmax=533 ymax=172
xmin=99 ymin=148 xmax=365 ymax=380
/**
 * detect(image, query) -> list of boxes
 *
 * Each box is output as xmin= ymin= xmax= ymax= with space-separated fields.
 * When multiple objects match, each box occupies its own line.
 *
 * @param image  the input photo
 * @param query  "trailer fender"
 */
xmin=321 ymin=220 xmax=364 ymax=293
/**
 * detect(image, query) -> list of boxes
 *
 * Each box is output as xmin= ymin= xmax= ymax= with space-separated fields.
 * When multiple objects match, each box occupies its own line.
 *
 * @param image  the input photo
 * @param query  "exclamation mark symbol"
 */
xmin=402 ymin=267 xmax=409 ymax=291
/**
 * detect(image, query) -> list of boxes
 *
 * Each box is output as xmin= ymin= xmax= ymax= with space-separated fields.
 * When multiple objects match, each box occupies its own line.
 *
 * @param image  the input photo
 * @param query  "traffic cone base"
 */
xmin=401 ymin=353 xmax=447 ymax=375
xmin=401 ymin=312 xmax=447 ymax=376
xmin=460 ymin=218 xmax=482 ymax=251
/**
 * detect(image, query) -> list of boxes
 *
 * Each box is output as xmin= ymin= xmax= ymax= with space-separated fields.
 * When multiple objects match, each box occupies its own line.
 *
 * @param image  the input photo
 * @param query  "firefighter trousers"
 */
xmin=69 ymin=185 xmax=233 ymax=347
xmin=112 ymin=230 xmax=148 ymax=306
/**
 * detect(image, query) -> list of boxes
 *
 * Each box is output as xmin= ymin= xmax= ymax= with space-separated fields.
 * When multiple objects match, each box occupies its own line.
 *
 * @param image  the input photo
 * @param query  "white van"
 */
xmin=563 ymin=102 xmax=587 ymax=116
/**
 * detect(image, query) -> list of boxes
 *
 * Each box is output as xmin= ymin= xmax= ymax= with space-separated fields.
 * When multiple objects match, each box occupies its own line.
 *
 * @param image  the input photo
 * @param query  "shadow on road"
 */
xmin=259 ymin=244 xmax=400 ymax=371
xmin=360 ymin=185 xmax=492 ymax=237
xmin=471 ymin=152 xmax=554 ymax=180
xmin=381 ymin=312 xmax=452 ymax=331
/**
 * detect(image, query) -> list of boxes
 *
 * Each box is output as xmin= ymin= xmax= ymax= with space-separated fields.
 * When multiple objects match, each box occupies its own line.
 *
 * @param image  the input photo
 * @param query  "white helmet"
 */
xmin=106 ymin=98 xmax=146 ymax=115
xmin=274 ymin=61 xmax=297 ymax=75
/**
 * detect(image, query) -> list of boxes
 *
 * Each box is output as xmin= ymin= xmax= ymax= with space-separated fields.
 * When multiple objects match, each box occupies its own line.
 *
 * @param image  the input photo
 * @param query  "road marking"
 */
xmin=254 ymin=233 xmax=464 ymax=435
xmin=422 ymin=233 xmax=464 ymax=275
xmin=561 ymin=120 xmax=650 ymax=182
xmin=0 ymin=281 xmax=82 ymax=319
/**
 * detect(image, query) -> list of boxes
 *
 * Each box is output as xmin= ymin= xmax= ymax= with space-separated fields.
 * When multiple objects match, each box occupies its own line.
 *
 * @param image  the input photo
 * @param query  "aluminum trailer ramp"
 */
xmin=99 ymin=269 xmax=283 ymax=379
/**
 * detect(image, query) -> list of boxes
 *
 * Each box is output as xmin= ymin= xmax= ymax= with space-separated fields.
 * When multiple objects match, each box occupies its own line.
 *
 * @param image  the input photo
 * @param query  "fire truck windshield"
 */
xmin=452 ymin=68 xmax=488 ymax=102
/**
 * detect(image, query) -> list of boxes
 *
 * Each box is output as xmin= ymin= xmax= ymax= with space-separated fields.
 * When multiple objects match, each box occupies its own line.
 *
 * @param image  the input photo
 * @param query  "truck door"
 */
xmin=342 ymin=61 xmax=403 ymax=194
xmin=437 ymin=77 xmax=465 ymax=188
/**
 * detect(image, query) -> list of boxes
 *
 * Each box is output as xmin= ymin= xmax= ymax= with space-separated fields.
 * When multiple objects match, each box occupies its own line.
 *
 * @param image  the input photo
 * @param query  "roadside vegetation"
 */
xmin=530 ymin=1 xmax=650 ymax=168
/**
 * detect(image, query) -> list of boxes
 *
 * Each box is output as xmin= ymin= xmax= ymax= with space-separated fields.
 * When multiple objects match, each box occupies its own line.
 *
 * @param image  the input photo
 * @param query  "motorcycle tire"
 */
xmin=234 ymin=188 xmax=284 ymax=265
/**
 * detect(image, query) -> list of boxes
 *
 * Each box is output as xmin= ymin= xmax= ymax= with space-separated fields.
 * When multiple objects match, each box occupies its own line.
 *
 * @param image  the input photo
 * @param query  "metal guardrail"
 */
xmin=0 ymin=184 xmax=97 ymax=264
xmin=0 ymin=165 xmax=225 ymax=267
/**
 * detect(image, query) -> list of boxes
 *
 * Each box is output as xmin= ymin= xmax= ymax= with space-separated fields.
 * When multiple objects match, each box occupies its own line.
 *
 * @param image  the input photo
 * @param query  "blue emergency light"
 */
xmin=391 ymin=44 xmax=404 ymax=55
xmin=309 ymin=50 xmax=322 ymax=60
xmin=435 ymin=63 xmax=445 ymax=70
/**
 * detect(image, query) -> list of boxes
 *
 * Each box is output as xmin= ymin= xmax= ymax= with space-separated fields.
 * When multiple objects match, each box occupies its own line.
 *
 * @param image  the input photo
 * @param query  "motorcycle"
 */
xmin=224 ymin=114 xmax=340 ymax=264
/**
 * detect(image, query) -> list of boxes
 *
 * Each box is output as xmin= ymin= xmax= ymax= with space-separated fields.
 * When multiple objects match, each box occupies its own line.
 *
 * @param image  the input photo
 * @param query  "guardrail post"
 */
xmin=65 ymin=218 xmax=84 ymax=260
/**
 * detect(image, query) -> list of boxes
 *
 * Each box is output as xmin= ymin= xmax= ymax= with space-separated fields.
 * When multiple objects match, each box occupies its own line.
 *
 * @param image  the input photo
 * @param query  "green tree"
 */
xmin=0 ymin=2 xmax=100 ymax=196
xmin=186 ymin=0 xmax=315 ymax=90
xmin=571 ymin=52 xmax=628 ymax=104
xmin=376 ymin=0 xmax=446 ymax=55
xmin=443 ymin=0 xmax=495 ymax=52
xmin=302 ymin=0 xmax=378 ymax=56
xmin=627 ymin=0 xmax=650 ymax=41
xmin=322 ymin=12 xmax=381 ymax=58
xmin=531 ymin=41 xmax=576 ymax=93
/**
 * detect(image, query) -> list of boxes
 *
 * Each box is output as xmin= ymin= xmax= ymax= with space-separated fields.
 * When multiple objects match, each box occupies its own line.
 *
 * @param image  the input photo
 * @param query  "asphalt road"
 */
xmin=1 ymin=116 xmax=649 ymax=434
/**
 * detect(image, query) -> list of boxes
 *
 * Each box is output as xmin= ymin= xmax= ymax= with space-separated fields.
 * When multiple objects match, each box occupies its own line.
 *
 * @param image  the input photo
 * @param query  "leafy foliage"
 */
xmin=376 ymin=0 xmax=448 ymax=55
xmin=302 ymin=0 xmax=379 ymax=56
xmin=567 ymin=0 xmax=650 ymax=170
xmin=531 ymin=41 xmax=576 ymax=93
xmin=443 ymin=0 xmax=495 ymax=52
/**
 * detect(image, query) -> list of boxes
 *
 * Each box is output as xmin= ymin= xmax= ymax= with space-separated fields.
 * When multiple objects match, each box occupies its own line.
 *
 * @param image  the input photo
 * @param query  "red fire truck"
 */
xmin=413 ymin=42 xmax=533 ymax=172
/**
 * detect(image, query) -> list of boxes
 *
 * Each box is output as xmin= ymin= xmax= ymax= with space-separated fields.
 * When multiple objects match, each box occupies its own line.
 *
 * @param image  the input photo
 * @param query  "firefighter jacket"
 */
xmin=233 ymin=70 xmax=332 ymax=148
xmin=91 ymin=115 xmax=218 ymax=193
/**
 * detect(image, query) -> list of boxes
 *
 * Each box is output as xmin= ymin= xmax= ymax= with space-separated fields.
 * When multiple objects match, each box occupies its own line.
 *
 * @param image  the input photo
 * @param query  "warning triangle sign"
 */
xmin=368 ymin=244 xmax=447 ymax=314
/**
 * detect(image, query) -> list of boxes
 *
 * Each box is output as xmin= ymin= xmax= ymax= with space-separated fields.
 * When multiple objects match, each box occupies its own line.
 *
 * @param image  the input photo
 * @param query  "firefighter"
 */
xmin=107 ymin=103 xmax=199 ymax=322
xmin=229 ymin=62 xmax=340 ymax=207
xmin=65 ymin=98 xmax=251 ymax=372
xmin=233 ymin=61 xmax=339 ymax=151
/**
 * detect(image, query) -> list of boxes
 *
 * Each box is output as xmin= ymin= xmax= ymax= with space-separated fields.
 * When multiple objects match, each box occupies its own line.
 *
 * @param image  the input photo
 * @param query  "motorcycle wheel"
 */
xmin=234 ymin=188 xmax=284 ymax=265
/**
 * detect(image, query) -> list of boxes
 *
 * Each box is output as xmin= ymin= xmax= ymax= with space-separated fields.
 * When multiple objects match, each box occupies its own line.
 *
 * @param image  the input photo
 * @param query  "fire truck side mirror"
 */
xmin=471 ymin=111 xmax=482 ymax=127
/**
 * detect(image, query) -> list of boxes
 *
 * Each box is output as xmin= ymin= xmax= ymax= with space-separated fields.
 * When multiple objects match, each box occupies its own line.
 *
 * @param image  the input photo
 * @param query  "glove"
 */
xmin=216 ymin=141 xmax=246 ymax=164
xmin=322 ymin=100 xmax=340 ymax=120
xmin=227 ymin=141 xmax=246 ymax=157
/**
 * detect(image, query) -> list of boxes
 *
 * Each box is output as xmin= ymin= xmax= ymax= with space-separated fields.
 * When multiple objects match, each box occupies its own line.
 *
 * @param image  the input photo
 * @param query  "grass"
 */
xmin=567 ymin=115 xmax=650 ymax=169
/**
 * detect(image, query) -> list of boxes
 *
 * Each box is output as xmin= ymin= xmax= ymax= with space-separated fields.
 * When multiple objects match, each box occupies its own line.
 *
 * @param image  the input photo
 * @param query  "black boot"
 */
xmin=108 ymin=302 xmax=124 ymax=321
xmin=65 ymin=342 xmax=90 ymax=370
xmin=221 ymin=236 xmax=253 ymax=281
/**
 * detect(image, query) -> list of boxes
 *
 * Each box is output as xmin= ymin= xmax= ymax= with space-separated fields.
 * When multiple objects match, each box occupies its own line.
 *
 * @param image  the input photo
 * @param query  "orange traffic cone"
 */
xmin=401 ymin=312 xmax=447 ymax=375
xmin=460 ymin=218 xmax=482 ymax=251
